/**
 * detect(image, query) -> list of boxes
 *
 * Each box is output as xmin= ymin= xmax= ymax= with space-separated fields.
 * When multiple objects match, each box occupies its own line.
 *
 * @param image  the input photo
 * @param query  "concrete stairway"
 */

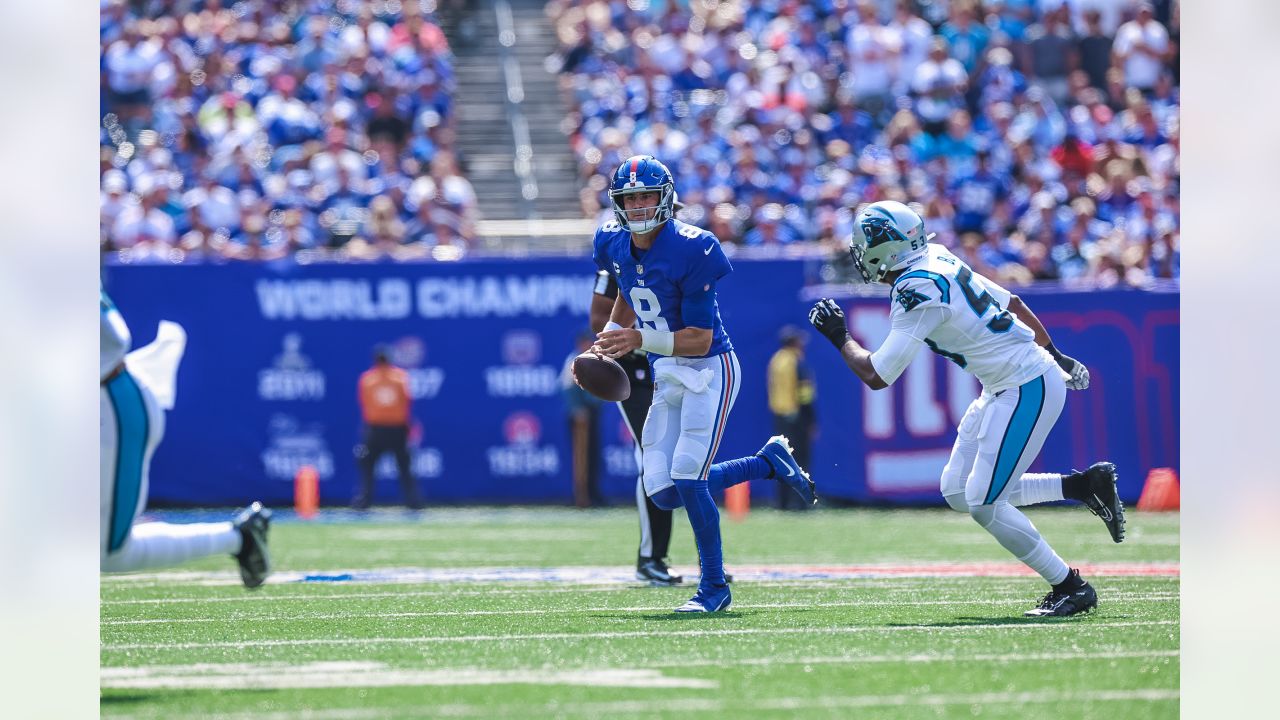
xmin=441 ymin=0 xmax=583 ymax=222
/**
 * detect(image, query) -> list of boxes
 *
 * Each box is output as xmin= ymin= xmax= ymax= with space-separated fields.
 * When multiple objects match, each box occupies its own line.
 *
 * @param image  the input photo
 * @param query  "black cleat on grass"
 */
xmin=1025 ymin=569 xmax=1098 ymax=617
xmin=232 ymin=502 xmax=272 ymax=589
xmin=1080 ymin=462 xmax=1126 ymax=543
xmin=636 ymin=557 xmax=683 ymax=586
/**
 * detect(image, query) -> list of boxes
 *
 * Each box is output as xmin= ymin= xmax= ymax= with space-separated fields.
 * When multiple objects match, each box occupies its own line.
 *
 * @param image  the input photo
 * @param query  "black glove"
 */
xmin=808 ymin=298 xmax=852 ymax=350
xmin=1046 ymin=343 xmax=1090 ymax=390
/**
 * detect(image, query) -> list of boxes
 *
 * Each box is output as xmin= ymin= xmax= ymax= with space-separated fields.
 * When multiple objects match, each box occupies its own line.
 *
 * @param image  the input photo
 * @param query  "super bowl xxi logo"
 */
xmin=486 ymin=411 xmax=559 ymax=477
xmin=484 ymin=330 xmax=558 ymax=397
xmin=258 ymin=333 xmax=326 ymax=401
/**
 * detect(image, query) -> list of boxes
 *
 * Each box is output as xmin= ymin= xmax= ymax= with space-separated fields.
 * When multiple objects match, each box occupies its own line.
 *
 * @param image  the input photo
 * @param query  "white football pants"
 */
xmin=641 ymin=351 xmax=741 ymax=496
xmin=940 ymin=367 xmax=1072 ymax=585
xmin=101 ymin=370 xmax=239 ymax=572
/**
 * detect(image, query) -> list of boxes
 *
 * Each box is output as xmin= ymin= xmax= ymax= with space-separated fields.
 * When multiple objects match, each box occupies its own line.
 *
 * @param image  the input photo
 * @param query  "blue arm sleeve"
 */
xmin=681 ymin=283 xmax=717 ymax=329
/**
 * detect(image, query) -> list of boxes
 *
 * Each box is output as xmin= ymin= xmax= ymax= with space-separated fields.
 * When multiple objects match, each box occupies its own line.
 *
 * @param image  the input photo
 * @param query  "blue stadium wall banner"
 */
xmin=104 ymin=258 xmax=1178 ymax=507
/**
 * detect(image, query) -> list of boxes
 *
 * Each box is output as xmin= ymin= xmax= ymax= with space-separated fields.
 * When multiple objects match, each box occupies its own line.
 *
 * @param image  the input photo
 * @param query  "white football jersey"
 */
xmin=101 ymin=290 xmax=130 ymax=381
xmin=870 ymin=244 xmax=1057 ymax=393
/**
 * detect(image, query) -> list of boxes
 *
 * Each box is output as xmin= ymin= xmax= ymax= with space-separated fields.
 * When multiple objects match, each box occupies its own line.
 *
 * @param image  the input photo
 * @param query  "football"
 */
xmin=572 ymin=350 xmax=630 ymax=402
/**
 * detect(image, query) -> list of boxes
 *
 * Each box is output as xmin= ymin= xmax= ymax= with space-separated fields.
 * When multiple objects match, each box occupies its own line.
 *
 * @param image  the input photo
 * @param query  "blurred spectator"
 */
xmin=1024 ymin=5 xmax=1077 ymax=106
xmin=939 ymin=1 xmax=990 ymax=74
xmin=952 ymin=150 xmax=1009 ymax=235
xmin=1112 ymin=2 xmax=1170 ymax=94
xmin=551 ymin=0 xmax=1178 ymax=288
xmin=99 ymin=1 xmax=472 ymax=260
xmin=111 ymin=177 xmax=177 ymax=253
xmin=1077 ymin=9 xmax=1113 ymax=90
xmin=912 ymin=37 xmax=968 ymax=136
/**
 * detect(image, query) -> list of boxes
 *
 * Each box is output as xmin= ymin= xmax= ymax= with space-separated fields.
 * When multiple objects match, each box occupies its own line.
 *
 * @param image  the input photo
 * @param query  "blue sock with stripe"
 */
xmin=708 ymin=456 xmax=773 ymax=492
xmin=674 ymin=478 xmax=725 ymax=587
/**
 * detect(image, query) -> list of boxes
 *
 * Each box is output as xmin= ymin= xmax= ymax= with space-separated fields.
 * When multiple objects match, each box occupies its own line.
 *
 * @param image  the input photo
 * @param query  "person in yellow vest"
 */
xmin=355 ymin=345 xmax=422 ymax=510
xmin=767 ymin=326 xmax=817 ymax=510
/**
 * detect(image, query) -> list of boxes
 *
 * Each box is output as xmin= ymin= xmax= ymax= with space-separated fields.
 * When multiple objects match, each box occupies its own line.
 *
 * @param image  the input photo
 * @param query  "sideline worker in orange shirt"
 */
xmin=354 ymin=345 xmax=423 ymax=510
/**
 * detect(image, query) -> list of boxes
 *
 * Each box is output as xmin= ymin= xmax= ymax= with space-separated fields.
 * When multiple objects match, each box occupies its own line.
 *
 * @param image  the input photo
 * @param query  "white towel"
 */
xmin=125 ymin=320 xmax=187 ymax=410
xmin=653 ymin=362 xmax=714 ymax=394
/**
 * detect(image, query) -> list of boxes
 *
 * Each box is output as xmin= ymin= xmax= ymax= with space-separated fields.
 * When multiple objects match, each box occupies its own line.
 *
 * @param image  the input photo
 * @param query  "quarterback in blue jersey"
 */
xmin=587 ymin=155 xmax=817 ymax=612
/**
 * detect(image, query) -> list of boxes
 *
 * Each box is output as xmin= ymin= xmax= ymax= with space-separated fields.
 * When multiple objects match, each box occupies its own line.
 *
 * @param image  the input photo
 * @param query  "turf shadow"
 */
xmin=887 ymin=613 xmax=1105 ymax=628
xmin=618 ymin=610 xmax=775 ymax=622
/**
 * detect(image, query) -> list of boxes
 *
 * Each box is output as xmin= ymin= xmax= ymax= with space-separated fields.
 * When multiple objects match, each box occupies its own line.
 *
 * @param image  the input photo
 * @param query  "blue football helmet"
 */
xmin=609 ymin=155 xmax=676 ymax=234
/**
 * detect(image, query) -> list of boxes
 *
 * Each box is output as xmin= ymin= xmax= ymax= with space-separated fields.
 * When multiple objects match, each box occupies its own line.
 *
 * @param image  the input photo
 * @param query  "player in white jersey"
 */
xmin=101 ymin=290 xmax=271 ymax=588
xmin=808 ymin=201 xmax=1126 ymax=617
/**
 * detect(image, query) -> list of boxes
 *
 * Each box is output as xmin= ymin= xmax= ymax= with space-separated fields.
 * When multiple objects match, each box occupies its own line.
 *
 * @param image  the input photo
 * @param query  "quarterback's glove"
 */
xmin=809 ymin=298 xmax=852 ymax=350
xmin=1046 ymin=343 xmax=1090 ymax=390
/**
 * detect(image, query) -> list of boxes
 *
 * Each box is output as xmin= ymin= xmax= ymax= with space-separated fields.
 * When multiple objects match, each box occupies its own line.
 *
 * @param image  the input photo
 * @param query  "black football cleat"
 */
xmin=1079 ymin=462 xmax=1126 ymax=543
xmin=232 ymin=502 xmax=272 ymax=589
xmin=636 ymin=557 xmax=683 ymax=586
xmin=1024 ymin=570 xmax=1098 ymax=617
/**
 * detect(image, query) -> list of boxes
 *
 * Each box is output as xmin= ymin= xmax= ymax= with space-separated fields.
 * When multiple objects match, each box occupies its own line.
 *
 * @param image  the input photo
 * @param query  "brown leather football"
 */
xmin=572 ymin=351 xmax=631 ymax=402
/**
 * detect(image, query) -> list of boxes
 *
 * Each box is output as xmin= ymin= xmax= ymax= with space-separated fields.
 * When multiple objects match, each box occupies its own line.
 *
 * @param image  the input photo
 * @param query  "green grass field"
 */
xmin=101 ymin=507 xmax=1179 ymax=718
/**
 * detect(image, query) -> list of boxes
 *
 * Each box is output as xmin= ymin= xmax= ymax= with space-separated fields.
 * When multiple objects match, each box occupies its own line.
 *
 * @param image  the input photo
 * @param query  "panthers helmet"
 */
xmin=609 ymin=155 xmax=676 ymax=234
xmin=849 ymin=200 xmax=932 ymax=283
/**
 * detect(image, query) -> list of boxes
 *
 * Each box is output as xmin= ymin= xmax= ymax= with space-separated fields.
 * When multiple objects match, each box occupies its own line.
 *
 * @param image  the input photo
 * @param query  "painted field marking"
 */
xmin=100 ymin=561 xmax=1181 ymax=588
xmin=101 ymin=574 xmax=1178 ymax=606
xmin=101 ymin=594 xmax=1181 ymax=626
xmin=100 ymin=662 xmax=716 ymax=691
xmin=103 ymin=619 xmax=1178 ymax=652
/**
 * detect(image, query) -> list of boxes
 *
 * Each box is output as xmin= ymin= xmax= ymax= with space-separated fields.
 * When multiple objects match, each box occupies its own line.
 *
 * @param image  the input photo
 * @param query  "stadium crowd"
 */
xmin=100 ymin=0 xmax=477 ymax=262
xmin=551 ymin=0 xmax=1179 ymax=287
xmin=99 ymin=0 xmax=1179 ymax=288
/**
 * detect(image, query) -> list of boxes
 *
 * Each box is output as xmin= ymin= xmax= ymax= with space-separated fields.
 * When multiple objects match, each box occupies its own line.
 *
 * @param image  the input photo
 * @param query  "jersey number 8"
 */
xmin=629 ymin=287 xmax=670 ymax=331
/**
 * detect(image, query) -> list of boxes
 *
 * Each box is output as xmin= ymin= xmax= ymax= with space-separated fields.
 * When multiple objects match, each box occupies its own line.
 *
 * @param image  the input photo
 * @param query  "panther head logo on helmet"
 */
xmin=849 ymin=200 xmax=933 ymax=283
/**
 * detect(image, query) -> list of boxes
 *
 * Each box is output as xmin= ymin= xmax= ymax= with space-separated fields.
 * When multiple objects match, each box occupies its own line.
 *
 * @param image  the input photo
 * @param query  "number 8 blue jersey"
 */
xmin=592 ymin=218 xmax=734 ymax=359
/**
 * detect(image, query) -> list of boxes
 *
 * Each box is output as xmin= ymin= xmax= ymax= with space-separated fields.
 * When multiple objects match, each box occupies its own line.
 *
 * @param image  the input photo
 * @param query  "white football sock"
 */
xmin=970 ymin=503 xmax=1070 ymax=585
xmin=102 ymin=521 xmax=241 ymax=573
xmin=1006 ymin=473 xmax=1065 ymax=507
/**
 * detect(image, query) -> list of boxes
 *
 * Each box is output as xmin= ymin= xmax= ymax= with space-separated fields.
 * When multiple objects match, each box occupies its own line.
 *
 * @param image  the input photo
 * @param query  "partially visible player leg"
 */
xmin=944 ymin=394 xmax=1112 ymax=519
xmin=964 ymin=370 xmax=1095 ymax=617
xmin=701 ymin=353 xmax=815 ymax=505
xmin=940 ymin=398 xmax=983 ymax=512
xmin=669 ymin=352 xmax=742 ymax=612
xmin=101 ymin=372 xmax=271 ymax=588
xmin=621 ymin=387 xmax=679 ymax=585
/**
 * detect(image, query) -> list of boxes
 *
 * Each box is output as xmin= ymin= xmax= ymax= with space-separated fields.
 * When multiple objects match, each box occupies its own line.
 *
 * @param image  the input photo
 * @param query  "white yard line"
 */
xmin=101 ymin=595 xmax=1181 ymax=626
xmin=100 ymin=662 xmax=716 ymax=691
xmin=100 ymin=580 xmax=869 ymax=605
xmin=102 ymin=574 xmax=1179 ymax=605
xmin=103 ymin=619 xmax=1178 ymax=652
xmin=98 ymin=561 xmax=1180 ymax=588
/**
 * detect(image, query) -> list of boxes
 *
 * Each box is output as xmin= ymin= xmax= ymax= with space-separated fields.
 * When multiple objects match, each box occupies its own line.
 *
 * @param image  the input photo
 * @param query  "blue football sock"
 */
xmin=708 ymin=455 xmax=774 ymax=492
xmin=649 ymin=485 xmax=683 ymax=510
xmin=675 ymin=478 xmax=725 ymax=587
